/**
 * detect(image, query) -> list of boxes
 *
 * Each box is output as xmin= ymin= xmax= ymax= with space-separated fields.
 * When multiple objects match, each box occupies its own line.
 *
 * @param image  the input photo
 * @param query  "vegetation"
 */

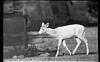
xmin=3 ymin=1 xmax=98 ymax=26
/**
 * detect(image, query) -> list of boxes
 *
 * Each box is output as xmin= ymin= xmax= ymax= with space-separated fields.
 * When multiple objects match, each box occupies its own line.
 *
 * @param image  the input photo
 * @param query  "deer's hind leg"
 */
xmin=75 ymin=30 xmax=89 ymax=55
xmin=78 ymin=32 xmax=89 ymax=55
xmin=72 ymin=38 xmax=81 ymax=55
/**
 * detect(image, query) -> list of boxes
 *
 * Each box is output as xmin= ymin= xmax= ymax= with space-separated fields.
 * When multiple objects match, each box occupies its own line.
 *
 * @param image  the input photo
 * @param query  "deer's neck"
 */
xmin=46 ymin=28 xmax=57 ymax=37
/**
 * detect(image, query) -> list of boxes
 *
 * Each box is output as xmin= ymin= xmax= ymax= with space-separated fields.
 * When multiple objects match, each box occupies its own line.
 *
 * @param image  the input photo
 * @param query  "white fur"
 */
xmin=39 ymin=22 xmax=89 ymax=57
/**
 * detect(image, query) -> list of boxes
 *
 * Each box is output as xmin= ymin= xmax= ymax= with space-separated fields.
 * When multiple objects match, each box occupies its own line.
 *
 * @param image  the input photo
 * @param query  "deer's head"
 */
xmin=38 ymin=22 xmax=49 ymax=34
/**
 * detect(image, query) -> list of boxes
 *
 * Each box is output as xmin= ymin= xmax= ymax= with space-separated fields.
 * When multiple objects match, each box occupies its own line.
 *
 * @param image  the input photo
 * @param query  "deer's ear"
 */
xmin=42 ymin=22 xmax=45 ymax=26
xmin=46 ymin=23 xmax=49 ymax=27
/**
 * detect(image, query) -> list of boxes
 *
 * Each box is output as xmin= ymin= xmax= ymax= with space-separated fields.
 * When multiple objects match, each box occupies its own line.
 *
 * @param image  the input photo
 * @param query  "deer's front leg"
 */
xmin=63 ymin=40 xmax=71 ymax=55
xmin=55 ymin=39 xmax=62 ymax=57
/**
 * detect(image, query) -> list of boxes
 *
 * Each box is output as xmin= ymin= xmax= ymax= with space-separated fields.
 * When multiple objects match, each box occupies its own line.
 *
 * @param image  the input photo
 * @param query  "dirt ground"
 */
xmin=3 ymin=27 xmax=98 ymax=62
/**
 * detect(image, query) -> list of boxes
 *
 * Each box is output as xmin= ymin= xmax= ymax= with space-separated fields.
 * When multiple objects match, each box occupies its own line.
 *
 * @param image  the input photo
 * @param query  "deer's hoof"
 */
xmin=69 ymin=54 xmax=72 ymax=56
xmin=86 ymin=53 xmax=89 ymax=55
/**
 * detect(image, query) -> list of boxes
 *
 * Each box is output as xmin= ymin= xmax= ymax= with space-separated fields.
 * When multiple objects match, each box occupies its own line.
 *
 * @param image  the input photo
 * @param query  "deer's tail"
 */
xmin=82 ymin=28 xmax=86 ymax=38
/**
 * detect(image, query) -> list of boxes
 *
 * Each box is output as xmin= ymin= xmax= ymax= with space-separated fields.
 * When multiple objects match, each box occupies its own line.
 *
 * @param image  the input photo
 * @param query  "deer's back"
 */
xmin=56 ymin=24 xmax=84 ymax=38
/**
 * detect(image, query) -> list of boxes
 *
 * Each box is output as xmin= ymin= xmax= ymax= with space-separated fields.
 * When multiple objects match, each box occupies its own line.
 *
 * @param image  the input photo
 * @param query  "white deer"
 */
xmin=38 ymin=22 xmax=89 ymax=57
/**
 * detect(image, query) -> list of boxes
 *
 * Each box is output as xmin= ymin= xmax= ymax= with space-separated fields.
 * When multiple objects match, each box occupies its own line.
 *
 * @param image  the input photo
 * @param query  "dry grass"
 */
xmin=3 ymin=27 xmax=98 ymax=61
